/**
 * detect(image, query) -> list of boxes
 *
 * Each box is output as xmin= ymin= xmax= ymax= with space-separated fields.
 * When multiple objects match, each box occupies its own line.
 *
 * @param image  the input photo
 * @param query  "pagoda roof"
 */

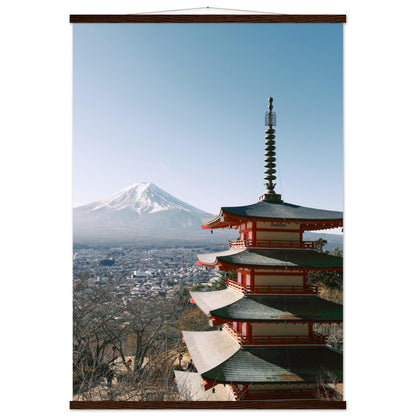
xmin=203 ymin=345 xmax=343 ymax=384
xmin=182 ymin=330 xmax=240 ymax=374
xmin=190 ymin=288 xmax=244 ymax=315
xmin=190 ymin=289 xmax=342 ymax=322
xmin=183 ymin=330 xmax=342 ymax=384
xmin=197 ymin=248 xmax=343 ymax=270
xmin=212 ymin=295 xmax=342 ymax=322
xmin=174 ymin=371 xmax=235 ymax=401
xmin=203 ymin=200 xmax=343 ymax=230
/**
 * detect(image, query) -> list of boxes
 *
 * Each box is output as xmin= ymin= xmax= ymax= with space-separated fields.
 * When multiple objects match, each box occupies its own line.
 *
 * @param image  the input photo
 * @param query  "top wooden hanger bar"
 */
xmin=69 ymin=15 xmax=347 ymax=24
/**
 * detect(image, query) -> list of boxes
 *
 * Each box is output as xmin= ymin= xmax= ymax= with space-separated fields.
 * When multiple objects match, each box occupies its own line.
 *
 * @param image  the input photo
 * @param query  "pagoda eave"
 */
xmin=191 ymin=289 xmax=343 ymax=322
xmin=200 ymin=345 xmax=343 ymax=385
xmin=214 ymin=263 xmax=343 ymax=272
xmin=201 ymin=212 xmax=241 ymax=229
xmin=197 ymin=248 xmax=343 ymax=271
xmin=209 ymin=316 xmax=343 ymax=326
xmin=174 ymin=371 xmax=235 ymax=400
xmin=182 ymin=331 xmax=343 ymax=386
xmin=202 ymin=215 xmax=342 ymax=231
xmin=197 ymin=260 xmax=343 ymax=273
xmin=202 ymin=201 xmax=343 ymax=231
xmin=302 ymin=221 xmax=343 ymax=231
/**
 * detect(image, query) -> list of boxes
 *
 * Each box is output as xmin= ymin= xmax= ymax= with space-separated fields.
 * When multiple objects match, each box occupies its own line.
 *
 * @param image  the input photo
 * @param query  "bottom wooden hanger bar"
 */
xmin=70 ymin=400 xmax=346 ymax=409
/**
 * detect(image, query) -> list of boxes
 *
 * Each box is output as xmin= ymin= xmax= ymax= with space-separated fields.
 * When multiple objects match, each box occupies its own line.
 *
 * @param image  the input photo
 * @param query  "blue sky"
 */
xmin=73 ymin=23 xmax=343 ymax=215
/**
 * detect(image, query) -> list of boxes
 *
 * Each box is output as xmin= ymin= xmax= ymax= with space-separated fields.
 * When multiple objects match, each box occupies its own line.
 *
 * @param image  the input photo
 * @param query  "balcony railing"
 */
xmin=228 ymin=239 xmax=316 ymax=250
xmin=223 ymin=323 xmax=327 ymax=346
xmin=226 ymin=279 xmax=318 ymax=295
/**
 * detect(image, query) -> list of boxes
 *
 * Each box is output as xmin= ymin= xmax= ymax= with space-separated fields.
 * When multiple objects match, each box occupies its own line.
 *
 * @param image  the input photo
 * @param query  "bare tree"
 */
xmin=73 ymin=273 xmax=126 ymax=398
xmin=315 ymin=370 xmax=343 ymax=401
xmin=314 ymin=323 xmax=343 ymax=351
xmin=73 ymin=273 xmax=202 ymax=401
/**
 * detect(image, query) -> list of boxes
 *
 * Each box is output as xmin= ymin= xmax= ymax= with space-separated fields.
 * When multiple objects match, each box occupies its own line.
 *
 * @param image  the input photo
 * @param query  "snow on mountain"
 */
xmin=73 ymin=182 xmax=233 ymax=244
xmin=89 ymin=182 xmax=205 ymax=216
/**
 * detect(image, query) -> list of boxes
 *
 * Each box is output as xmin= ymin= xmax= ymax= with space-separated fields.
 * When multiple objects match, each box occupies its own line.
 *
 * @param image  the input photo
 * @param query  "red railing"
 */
xmin=226 ymin=279 xmax=246 ymax=293
xmin=222 ymin=322 xmax=241 ymax=342
xmin=226 ymin=279 xmax=318 ymax=295
xmin=228 ymin=239 xmax=316 ymax=249
xmin=222 ymin=323 xmax=327 ymax=346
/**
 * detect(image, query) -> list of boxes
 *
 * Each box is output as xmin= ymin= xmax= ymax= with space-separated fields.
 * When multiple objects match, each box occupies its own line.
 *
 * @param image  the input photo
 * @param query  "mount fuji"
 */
xmin=73 ymin=182 xmax=232 ymax=244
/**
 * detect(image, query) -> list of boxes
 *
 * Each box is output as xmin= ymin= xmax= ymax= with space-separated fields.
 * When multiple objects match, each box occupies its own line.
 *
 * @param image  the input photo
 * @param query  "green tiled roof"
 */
xmin=211 ymin=295 xmax=343 ymax=322
xmin=204 ymin=200 xmax=343 ymax=224
xmin=202 ymin=346 xmax=343 ymax=384
xmin=198 ymin=248 xmax=343 ymax=269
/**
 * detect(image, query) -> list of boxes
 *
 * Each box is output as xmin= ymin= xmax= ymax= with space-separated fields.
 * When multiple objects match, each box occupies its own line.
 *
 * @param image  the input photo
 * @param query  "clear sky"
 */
xmin=73 ymin=23 xmax=343 ymax=216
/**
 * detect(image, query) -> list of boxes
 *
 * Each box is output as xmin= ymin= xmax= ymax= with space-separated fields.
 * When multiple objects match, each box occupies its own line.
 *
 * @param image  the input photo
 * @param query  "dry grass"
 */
xmin=318 ymin=287 xmax=343 ymax=304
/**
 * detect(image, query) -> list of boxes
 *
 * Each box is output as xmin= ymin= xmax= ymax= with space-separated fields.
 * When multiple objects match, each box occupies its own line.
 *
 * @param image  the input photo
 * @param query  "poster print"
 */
xmin=71 ymin=14 xmax=345 ymax=409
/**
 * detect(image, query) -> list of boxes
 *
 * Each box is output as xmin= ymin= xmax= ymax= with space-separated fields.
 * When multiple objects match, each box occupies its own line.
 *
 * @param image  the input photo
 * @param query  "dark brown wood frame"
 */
xmin=70 ymin=12 xmax=346 ymax=410
xmin=70 ymin=400 xmax=346 ymax=409
xmin=70 ymin=14 xmax=346 ymax=23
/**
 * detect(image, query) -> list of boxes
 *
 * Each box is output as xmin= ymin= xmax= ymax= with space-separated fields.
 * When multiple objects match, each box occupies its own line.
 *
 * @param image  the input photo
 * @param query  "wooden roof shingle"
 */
xmin=204 ymin=200 xmax=342 ymax=226
xmin=198 ymin=248 xmax=343 ymax=269
xmin=202 ymin=346 xmax=343 ymax=384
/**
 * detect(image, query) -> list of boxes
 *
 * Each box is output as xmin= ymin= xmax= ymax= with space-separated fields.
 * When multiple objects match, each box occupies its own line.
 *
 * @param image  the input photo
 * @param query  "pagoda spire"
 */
xmin=260 ymin=97 xmax=282 ymax=202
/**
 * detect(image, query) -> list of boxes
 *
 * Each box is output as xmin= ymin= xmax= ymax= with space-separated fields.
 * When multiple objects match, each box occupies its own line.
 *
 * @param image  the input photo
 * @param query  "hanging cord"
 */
xmin=133 ymin=6 xmax=283 ymax=15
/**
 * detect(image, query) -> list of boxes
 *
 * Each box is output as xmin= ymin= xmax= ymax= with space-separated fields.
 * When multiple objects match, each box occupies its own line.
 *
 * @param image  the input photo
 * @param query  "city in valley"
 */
xmin=73 ymin=244 xmax=225 ymax=298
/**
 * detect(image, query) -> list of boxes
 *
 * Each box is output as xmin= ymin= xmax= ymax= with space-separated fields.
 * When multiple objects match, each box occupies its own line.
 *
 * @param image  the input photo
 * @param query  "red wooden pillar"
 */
xmin=237 ymin=269 xmax=243 ymax=285
xmin=239 ymin=225 xmax=245 ymax=243
xmin=247 ymin=322 xmax=252 ymax=340
xmin=308 ymin=322 xmax=313 ymax=337
xmin=252 ymin=220 xmax=257 ymax=246
xmin=303 ymin=270 xmax=307 ymax=287
xmin=250 ymin=268 xmax=255 ymax=291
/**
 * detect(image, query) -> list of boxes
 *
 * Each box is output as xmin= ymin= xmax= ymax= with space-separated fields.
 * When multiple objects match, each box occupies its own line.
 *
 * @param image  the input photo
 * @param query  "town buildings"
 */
xmin=73 ymin=245 xmax=221 ymax=298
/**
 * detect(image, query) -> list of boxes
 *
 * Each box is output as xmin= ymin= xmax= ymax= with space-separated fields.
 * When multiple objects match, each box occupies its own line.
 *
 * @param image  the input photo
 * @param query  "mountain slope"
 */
xmin=73 ymin=182 xmax=342 ymax=249
xmin=73 ymin=182 xmax=224 ymax=244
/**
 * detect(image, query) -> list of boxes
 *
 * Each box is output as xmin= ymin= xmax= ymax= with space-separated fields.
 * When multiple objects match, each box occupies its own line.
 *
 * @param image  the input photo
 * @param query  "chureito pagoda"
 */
xmin=174 ymin=97 xmax=343 ymax=403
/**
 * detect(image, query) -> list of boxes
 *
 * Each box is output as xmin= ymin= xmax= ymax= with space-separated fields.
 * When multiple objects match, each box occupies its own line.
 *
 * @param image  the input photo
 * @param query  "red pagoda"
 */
xmin=175 ymin=97 xmax=343 ymax=402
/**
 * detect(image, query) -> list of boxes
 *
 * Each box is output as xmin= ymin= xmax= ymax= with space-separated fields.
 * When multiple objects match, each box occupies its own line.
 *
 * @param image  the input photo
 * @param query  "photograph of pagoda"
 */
xmin=71 ymin=17 xmax=344 ymax=409
xmin=175 ymin=97 xmax=343 ymax=403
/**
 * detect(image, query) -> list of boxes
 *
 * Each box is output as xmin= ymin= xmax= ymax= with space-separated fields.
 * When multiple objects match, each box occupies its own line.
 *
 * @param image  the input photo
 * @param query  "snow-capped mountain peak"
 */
xmin=90 ymin=182 xmax=203 ymax=216
xmin=73 ymin=182 xmax=235 ymax=244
